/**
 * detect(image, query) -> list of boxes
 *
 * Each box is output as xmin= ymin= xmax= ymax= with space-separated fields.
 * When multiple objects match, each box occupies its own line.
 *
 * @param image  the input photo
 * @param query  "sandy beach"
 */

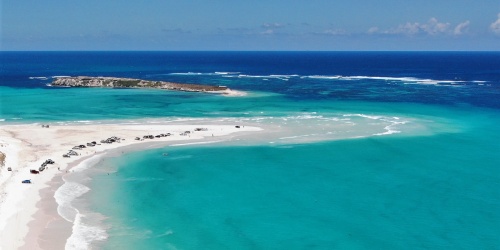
xmin=0 ymin=122 xmax=261 ymax=249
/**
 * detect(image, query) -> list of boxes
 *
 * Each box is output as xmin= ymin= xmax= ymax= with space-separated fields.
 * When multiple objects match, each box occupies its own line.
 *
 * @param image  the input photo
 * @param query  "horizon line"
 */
xmin=1 ymin=50 xmax=499 ymax=53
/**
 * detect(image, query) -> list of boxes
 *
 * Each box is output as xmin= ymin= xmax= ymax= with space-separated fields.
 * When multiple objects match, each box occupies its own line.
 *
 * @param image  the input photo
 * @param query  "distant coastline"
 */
xmin=51 ymin=76 xmax=239 ymax=95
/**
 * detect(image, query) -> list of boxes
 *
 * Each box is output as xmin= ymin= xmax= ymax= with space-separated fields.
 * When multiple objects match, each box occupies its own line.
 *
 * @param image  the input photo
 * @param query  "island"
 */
xmin=51 ymin=76 xmax=241 ymax=95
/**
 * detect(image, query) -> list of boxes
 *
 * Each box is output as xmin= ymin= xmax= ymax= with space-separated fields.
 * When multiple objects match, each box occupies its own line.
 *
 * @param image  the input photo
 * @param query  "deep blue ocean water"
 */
xmin=1 ymin=51 xmax=500 ymax=249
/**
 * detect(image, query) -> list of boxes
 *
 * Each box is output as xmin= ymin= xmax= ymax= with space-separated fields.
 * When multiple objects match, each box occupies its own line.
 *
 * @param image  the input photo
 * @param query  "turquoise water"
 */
xmin=83 ymin=103 xmax=500 ymax=249
xmin=90 ymin=112 xmax=500 ymax=249
xmin=0 ymin=86 xmax=355 ymax=123
xmin=2 ymin=52 xmax=500 ymax=249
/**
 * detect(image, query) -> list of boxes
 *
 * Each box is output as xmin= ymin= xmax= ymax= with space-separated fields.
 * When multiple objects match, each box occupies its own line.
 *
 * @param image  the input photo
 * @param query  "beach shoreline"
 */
xmin=0 ymin=122 xmax=262 ymax=249
xmin=20 ymin=173 xmax=70 ymax=250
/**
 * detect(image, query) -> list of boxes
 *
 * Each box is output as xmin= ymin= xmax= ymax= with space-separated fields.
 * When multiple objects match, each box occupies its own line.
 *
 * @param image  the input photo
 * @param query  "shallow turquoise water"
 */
xmin=0 ymin=86 xmax=353 ymax=123
xmin=88 ymin=105 xmax=500 ymax=249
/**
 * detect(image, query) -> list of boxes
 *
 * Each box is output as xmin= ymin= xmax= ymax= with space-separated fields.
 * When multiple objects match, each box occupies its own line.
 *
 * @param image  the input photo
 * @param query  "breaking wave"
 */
xmin=54 ymin=181 xmax=90 ymax=223
xmin=29 ymin=76 xmax=49 ymax=80
xmin=65 ymin=213 xmax=107 ymax=250
xmin=165 ymin=71 xmax=488 ymax=86
xmin=56 ymin=154 xmax=108 ymax=249
xmin=168 ymin=72 xmax=219 ymax=76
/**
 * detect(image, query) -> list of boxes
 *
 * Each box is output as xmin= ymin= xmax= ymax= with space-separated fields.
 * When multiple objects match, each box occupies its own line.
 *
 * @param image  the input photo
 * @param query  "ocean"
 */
xmin=1 ymin=51 xmax=500 ymax=249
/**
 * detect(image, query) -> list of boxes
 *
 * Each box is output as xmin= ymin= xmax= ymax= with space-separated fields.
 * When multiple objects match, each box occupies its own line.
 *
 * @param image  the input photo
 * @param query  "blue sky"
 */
xmin=1 ymin=0 xmax=499 ymax=51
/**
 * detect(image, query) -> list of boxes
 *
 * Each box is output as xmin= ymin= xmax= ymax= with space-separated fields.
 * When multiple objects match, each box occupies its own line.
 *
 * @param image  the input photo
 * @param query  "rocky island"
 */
xmin=51 ymin=76 xmax=241 ymax=95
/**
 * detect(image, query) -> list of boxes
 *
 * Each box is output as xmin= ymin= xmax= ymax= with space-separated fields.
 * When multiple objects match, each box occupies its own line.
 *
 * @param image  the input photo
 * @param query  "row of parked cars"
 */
xmin=23 ymin=159 xmax=56 ymax=183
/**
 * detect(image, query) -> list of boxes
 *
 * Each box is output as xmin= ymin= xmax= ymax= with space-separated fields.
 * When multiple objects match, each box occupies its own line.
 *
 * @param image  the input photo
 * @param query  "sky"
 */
xmin=1 ymin=0 xmax=499 ymax=51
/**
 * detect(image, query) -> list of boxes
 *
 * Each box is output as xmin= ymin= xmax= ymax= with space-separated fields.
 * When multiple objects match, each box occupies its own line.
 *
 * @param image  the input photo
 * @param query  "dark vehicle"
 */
xmin=44 ymin=159 xmax=55 ymax=164
xmin=22 ymin=180 xmax=31 ymax=184
xmin=30 ymin=169 xmax=40 ymax=174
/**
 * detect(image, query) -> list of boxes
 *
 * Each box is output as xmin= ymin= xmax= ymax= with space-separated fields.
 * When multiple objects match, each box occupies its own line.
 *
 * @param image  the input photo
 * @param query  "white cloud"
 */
xmin=422 ymin=18 xmax=450 ymax=35
xmin=490 ymin=13 xmax=500 ymax=34
xmin=369 ymin=18 xmax=475 ymax=36
xmin=161 ymin=28 xmax=191 ymax=34
xmin=259 ymin=23 xmax=287 ymax=35
xmin=261 ymin=29 xmax=274 ymax=35
xmin=391 ymin=18 xmax=450 ymax=35
xmin=261 ymin=23 xmax=285 ymax=29
xmin=453 ymin=20 xmax=470 ymax=35
xmin=390 ymin=22 xmax=421 ymax=35
xmin=323 ymin=29 xmax=347 ymax=35
xmin=367 ymin=27 xmax=379 ymax=34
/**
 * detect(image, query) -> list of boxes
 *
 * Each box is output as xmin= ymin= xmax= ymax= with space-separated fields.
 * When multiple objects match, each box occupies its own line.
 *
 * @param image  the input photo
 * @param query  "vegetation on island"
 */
xmin=51 ymin=76 xmax=228 ymax=93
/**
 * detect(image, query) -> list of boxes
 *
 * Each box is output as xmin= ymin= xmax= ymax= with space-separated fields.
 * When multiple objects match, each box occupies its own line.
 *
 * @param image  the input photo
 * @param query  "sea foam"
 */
xmin=55 ymin=153 xmax=108 ymax=248
xmin=65 ymin=213 xmax=107 ymax=250
xmin=54 ymin=181 xmax=90 ymax=223
xmin=168 ymin=72 xmax=218 ymax=76
xmin=165 ymin=71 xmax=485 ymax=87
